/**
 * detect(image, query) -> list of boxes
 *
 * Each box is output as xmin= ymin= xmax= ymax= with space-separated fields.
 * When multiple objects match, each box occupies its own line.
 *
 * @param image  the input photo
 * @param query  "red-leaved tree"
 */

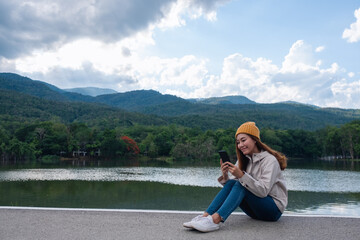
xmin=121 ymin=136 xmax=140 ymax=155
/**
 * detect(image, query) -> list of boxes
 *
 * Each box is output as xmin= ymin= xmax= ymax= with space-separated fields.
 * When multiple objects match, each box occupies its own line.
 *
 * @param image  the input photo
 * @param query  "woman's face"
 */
xmin=236 ymin=133 xmax=259 ymax=155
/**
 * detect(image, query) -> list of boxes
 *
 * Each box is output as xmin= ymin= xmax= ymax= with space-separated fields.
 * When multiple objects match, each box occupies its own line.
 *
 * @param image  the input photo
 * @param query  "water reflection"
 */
xmin=1 ymin=163 xmax=359 ymax=216
xmin=1 ymin=181 xmax=359 ymax=216
xmin=291 ymin=202 xmax=360 ymax=216
xmin=1 ymin=167 xmax=359 ymax=192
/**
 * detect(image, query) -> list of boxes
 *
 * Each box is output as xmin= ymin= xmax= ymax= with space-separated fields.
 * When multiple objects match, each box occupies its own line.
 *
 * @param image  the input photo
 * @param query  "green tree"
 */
xmin=339 ymin=121 xmax=360 ymax=159
xmin=100 ymin=129 xmax=126 ymax=158
xmin=7 ymin=138 xmax=35 ymax=162
xmin=216 ymin=130 xmax=234 ymax=157
xmin=261 ymin=128 xmax=283 ymax=152
xmin=68 ymin=123 xmax=93 ymax=152
xmin=154 ymin=129 xmax=174 ymax=156
xmin=139 ymin=133 xmax=158 ymax=158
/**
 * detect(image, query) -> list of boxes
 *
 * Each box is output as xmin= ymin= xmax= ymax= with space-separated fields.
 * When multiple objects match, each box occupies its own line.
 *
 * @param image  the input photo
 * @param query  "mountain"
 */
xmin=1 ymin=72 xmax=359 ymax=131
xmin=94 ymin=90 xmax=187 ymax=111
xmin=0 ymin=73 xmax=185 ymax=110
xmin=0 ymin=88 xmax=167 ymax=128
xmin=0 ymin=72 xmax=94 ymax=103
xmin=134 ymin=100 xmax=360 ymax=130
xmin=278 ymin=100 xmax=320 ymax=108
xmin=189 ymin=95 xmax=256 ymax=105
xmin=0 ymin=73 xmax=68 ymax=101
xmin=64 ymin=87 xmax=118 ymax=97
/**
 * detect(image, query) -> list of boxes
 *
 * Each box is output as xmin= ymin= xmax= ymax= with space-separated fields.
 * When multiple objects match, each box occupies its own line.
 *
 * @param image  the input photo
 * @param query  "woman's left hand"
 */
xmin=225 ymin=162 xmax=244 ymax=179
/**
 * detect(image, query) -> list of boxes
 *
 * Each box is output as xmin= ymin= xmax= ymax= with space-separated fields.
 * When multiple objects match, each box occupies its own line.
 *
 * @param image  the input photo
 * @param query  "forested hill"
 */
xmin=0 ymin=72 xmax=93 ymax=102
xmin=1 ymin=72 xmax=359 ymax=131
xmin=0 ymin=73 xmax=186 ymax=110
xmin=94 ymin=90 xmax=188 ymax=111
xmin=0 ymin=89 xmax=167 ymax=128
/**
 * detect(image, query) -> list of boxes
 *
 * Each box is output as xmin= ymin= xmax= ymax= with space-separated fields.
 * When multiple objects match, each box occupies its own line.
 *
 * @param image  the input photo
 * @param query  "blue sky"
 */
xmin=0 ymin=0 xmax=359 ymax=108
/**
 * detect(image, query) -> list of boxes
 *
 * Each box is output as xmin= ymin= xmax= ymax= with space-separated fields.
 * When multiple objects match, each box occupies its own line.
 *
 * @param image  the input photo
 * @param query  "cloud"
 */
xmin=165 ymin=40 xmax=358 ymax=109
xmin=29 ymin=62 xmax=138 ymax=91
xmin=1 ymin=0 xmax=228 ymax=90
xmin=0 ymin=0 xmax=227 ymax=59
xmin=343 ymin=8 xmax=360 ymax=43
xmin=331 ymin=79 xmax=360 ymax=108
xmin=1 ymin=0 xmax=173 ymax=58
xmin=315 ymin=46 xmax=325 ymax=52
xmin=157 ymin=0 xmax=230 ymax=28
xmin=281 ymin=40 xmax=317 ymax=73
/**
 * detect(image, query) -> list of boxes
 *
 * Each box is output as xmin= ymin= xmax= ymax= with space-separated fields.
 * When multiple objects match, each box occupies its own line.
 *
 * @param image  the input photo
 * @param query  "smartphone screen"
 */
xmin=218 ymin=150 xmax=230 ymax=163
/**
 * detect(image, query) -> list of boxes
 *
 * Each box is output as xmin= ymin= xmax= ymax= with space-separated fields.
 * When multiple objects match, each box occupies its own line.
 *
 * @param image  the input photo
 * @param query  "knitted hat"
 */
xmin=235 ymin=122 xmax=260 ymax=139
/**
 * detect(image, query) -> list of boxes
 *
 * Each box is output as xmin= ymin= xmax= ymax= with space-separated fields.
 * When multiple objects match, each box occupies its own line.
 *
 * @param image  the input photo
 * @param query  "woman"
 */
xmin=183 ymin=122 xmax=288 ymax=232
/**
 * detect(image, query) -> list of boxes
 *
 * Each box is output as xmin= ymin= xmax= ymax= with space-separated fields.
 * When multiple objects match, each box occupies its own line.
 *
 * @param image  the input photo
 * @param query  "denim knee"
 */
xmin=223 ymin=179 xmax=237 ymax=188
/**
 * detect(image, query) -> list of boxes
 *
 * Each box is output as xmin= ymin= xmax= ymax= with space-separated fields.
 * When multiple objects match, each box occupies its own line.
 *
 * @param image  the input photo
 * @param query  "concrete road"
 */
xmin=0 ymin=207 xmax=359 ymax=240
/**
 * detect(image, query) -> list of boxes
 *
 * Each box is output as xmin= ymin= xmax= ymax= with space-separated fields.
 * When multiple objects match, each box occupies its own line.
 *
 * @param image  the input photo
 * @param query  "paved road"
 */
xmin=1 ymin=207 xmax=359 ymax=240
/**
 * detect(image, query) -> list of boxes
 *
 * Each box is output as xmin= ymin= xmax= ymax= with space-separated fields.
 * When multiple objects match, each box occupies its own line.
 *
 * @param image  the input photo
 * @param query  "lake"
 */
xmin=1 ymin=159 xmax=359 ymax=216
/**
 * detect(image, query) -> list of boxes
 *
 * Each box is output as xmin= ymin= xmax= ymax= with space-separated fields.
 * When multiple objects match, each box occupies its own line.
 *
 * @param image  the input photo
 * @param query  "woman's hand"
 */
xmin=225 ymin=162 xmax=244 ymax=179
xmin=220 ymin=159 xmax=229 ymax=180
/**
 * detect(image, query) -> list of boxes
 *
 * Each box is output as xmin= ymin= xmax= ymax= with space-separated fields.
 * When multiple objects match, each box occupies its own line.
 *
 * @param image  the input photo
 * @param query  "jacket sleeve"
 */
xmin=238 ymin=156 xmax=280 ymax=198
xmin=217 ymin=160 xmax=238 ymax=186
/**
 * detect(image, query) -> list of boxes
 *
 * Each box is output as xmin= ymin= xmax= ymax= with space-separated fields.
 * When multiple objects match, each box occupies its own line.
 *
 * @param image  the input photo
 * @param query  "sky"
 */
xmin=0 ymin=0 xmax=359 ymax=109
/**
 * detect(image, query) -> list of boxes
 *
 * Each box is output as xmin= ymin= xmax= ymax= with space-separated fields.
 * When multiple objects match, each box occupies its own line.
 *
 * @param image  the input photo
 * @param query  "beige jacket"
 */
xmin=218 ymin=150 xmax=288 ymax=213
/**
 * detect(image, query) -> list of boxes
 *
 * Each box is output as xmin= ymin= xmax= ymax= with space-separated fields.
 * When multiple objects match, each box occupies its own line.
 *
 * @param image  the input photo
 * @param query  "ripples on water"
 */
xmin=1 ymin=167 xmax=360 ymax=193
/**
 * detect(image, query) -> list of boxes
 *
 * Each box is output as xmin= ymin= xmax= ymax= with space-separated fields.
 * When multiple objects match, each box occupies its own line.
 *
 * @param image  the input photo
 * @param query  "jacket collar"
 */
xmin=247 ymin=150 xmax=268 ymax=163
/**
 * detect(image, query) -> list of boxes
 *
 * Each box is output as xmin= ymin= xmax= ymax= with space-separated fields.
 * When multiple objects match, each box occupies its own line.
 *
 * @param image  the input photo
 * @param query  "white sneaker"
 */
xmin=192 ymin=215 xmax=220 ymax=232
xmin=183 ymin=215 xmax=204 ymax=228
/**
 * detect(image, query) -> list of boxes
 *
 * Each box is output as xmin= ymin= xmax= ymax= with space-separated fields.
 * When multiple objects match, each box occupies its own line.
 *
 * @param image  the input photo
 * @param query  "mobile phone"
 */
xmin=218 ymin=150 xmax=230 ymax=163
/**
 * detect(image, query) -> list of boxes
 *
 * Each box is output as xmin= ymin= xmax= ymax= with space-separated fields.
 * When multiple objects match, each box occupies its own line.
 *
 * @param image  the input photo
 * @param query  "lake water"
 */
xmin=1 ymin=159 xmax=359 ymax=216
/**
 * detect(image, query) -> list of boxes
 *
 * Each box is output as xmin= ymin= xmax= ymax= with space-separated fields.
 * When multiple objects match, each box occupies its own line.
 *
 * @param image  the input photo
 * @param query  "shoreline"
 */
xmin=1 ymin=206 xmax=360 ymax=219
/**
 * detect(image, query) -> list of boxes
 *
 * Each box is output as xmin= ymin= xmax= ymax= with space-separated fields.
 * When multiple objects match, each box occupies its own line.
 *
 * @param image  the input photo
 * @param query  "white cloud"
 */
xmin=343 ymin=8 xmax=360 ymax=43
xmin=315 ymin=46 xmax=325 ymax=52
xmin=348 ymin=72 xmax=355 ymax=78
xmin=281 ymin=40 xmax=317 ymax=73
xmin=136 ymin=55 xmax=208 ymax=90
xmin=331 ymin=79 xmax=360 ymax=108
xmin=173 ymin=40 xmax=358 ymax=109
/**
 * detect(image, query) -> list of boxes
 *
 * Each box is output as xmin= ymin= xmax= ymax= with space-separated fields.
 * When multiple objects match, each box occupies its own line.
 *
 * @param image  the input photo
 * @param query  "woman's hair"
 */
xmin=235 ymin=135 xmax=287 ymax=171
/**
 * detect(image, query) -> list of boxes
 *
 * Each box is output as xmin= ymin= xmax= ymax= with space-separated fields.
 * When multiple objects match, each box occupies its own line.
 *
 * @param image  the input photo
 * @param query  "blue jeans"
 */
xmin=206 ymin=179 xmax=282 ymax=222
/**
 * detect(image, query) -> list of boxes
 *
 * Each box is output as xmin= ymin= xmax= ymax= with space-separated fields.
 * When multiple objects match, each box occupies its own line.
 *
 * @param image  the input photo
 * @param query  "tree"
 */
xmin=323 ymin=126 xmax=342 ymax=157
xmin=261 ymin=128 xmax=283 ymax=152
xmin=100 ymin=129 xmax=127 ymax=158
xmin=139 ymin=133 xmax=158 ymax=158
xmin=154 ymin=130 xmax=174 ymax=156
xmin=68 ymin=123 xmax=93 ymax=152
xmin=339 ymin=121 xmax=360 ymax=159
xmin=121 ymin=136 xmax=140 ymax=155
xmin=0 ymin=126 xmax=9 ymax=161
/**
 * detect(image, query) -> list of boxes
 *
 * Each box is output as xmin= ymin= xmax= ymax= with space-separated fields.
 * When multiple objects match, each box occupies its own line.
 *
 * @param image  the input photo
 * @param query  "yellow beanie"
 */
xmin=235 ymin=122 xmax=260 ymax=139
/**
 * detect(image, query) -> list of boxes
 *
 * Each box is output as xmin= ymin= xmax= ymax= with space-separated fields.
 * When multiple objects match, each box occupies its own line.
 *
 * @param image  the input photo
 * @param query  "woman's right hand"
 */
xmin=220 ymin=159 xmax=229 ymax=180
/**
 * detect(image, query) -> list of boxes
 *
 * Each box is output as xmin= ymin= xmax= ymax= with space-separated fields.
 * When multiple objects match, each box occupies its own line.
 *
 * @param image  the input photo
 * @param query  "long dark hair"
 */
xmin=235 ymin=135 xmax=287 ymax=171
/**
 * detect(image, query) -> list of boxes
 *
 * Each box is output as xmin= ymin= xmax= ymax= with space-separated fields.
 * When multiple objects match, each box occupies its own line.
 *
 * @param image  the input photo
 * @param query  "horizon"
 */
xmin=4 ymin=71 xmax=352 ymax=109
xmin=0 ymin=1 xmax=359 ymax=109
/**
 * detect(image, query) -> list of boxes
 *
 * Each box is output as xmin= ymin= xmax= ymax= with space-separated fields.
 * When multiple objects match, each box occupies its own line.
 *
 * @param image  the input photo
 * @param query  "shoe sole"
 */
xmin=183 ymin=223 xmax=193 ymax=228
xmin=192 ymin=223 xmax=219 ymax=233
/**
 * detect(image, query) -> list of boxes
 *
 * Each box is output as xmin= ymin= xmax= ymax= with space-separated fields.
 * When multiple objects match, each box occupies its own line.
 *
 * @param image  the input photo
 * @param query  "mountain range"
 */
xmin=64 ymin=87 xmax=118 ymax=97
xmin=1 ymin=72 xmax=359 ymax=131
